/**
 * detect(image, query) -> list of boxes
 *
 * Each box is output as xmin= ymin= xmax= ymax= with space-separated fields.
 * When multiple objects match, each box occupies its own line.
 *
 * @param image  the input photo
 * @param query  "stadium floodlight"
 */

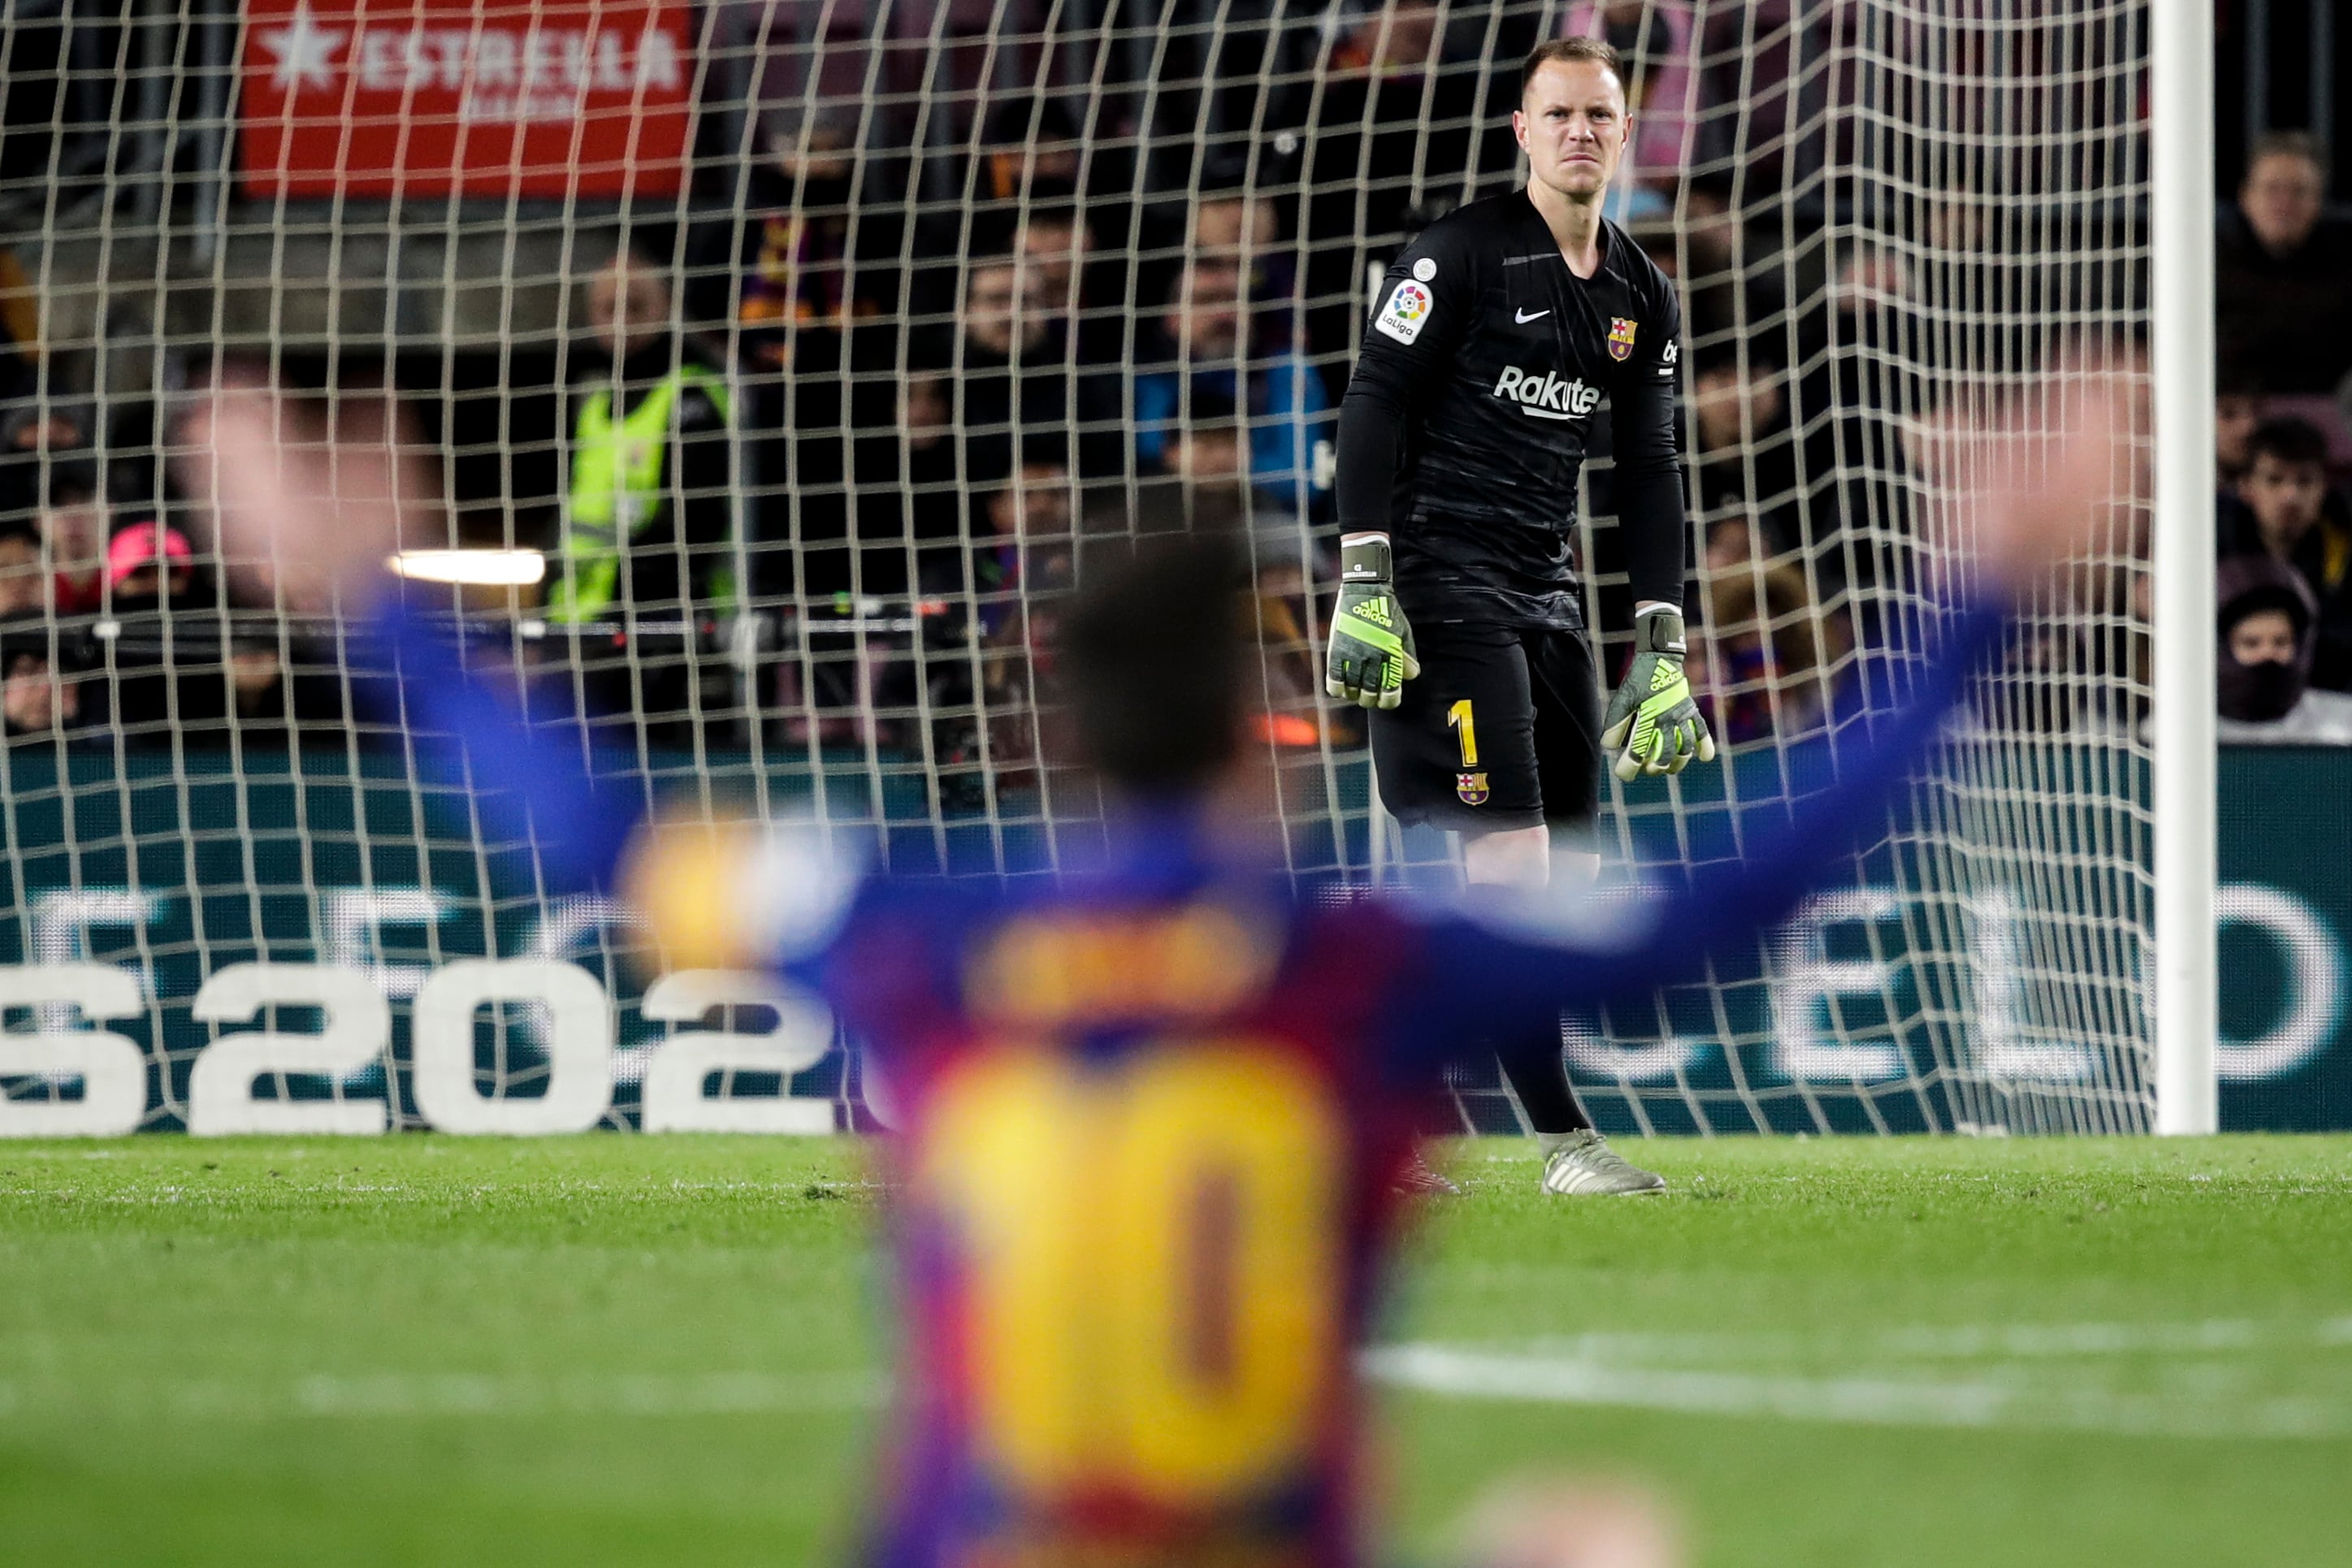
xmin=388 ymin=550 xmax=549 ymax=587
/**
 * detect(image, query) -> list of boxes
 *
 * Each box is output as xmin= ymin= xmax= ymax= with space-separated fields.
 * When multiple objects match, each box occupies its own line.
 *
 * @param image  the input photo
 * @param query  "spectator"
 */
xmin=2220 ymin=416 xmax=2352 ymax=690
xmin=1018 ymin=203 xmax=1087 ymax=318
xmin=1133 ymin=258 xmax=1332 ymax=514
xmin=97 ymin=518 xmax=237 ymax=745
xmin=1166 ymin=421 xmax=1251 ymax=495
xmin=36 ymin=458 xmax=107 ymax=613
xmin=737 ymin=114 xmax=882 ymax=370
xmin=1793 ymin=237 xmax=1925 ymax=595
xmin=105 ymin=518 xmax=193 ymax=607
xmin=1692 ymin=2 xmax=1850 ymax=200
xmin=1 ymin=626 xmax=86 ymax=741
xmin=974 ymin=97 xmax=1085 ymax=206
xmin=1700 ymin=514 xmax=1758 ymax=574
xmin=1694 ymin=561 xmax=1845 ymax=744
xmin=2216 ymin=368 xmax=2265 ymax=487
xmin=952 ymin=255 xmax=1120 ymax=487
xmin=0 ymin=522 xmax=42 ymax=614
xmin=1688 ymin=349 xmax=1800 ymax=556
xmin=1249 ymin=553 xmax=1327 ymax=726
xmin=1562 ymin=2 xmax=1696 ymax=212
xmin=961 ymin=96 xmax=1137 ymax=324
xmin=2214 ymin=554 xmax=2352 ymax=743
xmin=1193 ymin=188 xmax=1280 ymax=266
xmin=1123 ymin=418 xmax=1292 ymax=543
xmin=1190 ymin=183 xmax=1302 ymax=357
xmin=1019 ymin=201 xmax=1120 ymax=368
xmin=2216 ymin=133 xmax=2352 ymax=396
xmin=955 ymin=255 xmax=1050 ymax=491
xmin=0 ymin=389 xmax=86 ymax=528
xmin=547 ymin=248 xmax=736 ymax=627
xmin=964 ymin=450 xmax=1076 ymax=636
xmin=1289 ymin=1 xmax=1523 ymax=360
xmin=926 ymin=450 xmax=1079 ymax=803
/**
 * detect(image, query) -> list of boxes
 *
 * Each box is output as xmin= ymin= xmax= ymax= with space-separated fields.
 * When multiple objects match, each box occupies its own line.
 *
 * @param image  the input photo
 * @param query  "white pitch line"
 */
xmin=1367 ymin=1343 xmax=2352 ymax=1441
xmin=292 ymin=1369 xmax=889 ymax=1418
xmin=0 ymin=1369 xmax=889 ymax=1422
xmin=1458 ymin=1315 xmax=2352 ymax=1369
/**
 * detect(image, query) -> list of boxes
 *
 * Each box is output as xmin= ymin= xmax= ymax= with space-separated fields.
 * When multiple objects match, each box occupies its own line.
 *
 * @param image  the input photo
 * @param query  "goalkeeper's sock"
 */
xmin=1497 ymin=1028 xmax=1594 ymax=1138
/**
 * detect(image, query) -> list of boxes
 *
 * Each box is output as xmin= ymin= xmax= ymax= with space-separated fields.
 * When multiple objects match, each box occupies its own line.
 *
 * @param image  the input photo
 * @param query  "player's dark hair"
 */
xmin=964 ymin=250 xmax=1024 ymax=287
xmin=2216 ymin=360 xmax=2264 ymax=400
xmin=1022 ymin=198 xmax=1085 ymax=235
xmin=2246 ymin=130 xmax=2328 ymax=181
xmin=1055 ymin=535 xmax=1245 ymax=797
xmin=1171 ymin=416 xmax=1244 ymax=448
xmin=43 ymin=457 xmax=101 ymax=508
xmin=2247 ymin=416 xmax=2328 ymax=470
xmin=1691 ymin=344 xmax=1781 ymax=382
xmin=0 ymin=609 xmax=88 ymax=673
xmin=1522 ymin=36 xmax=1622 ymax=97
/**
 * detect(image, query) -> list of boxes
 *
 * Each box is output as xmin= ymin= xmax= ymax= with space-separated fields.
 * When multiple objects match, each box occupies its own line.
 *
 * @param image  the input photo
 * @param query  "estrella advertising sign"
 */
xmin=238 ymin=0 xmax=695 ymax=198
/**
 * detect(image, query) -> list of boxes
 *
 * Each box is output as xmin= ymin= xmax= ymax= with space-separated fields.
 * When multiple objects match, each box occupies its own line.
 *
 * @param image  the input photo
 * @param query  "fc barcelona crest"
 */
xmin=1606 ymin=317 xmax=1639 ymax=362
xmin=1456 ymin=771 xmax=1490 ymax=806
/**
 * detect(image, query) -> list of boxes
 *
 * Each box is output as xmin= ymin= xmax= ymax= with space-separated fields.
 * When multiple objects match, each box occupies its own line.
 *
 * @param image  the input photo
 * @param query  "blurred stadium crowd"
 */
xmin=0 ymin=1 xmax=2346 ymax=782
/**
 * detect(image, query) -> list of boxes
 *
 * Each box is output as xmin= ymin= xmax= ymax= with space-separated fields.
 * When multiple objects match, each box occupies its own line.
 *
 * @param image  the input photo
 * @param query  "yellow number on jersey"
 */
xmin=1447 ymin=699 xmax=1478 ymax=768
xmin=923 ymin=1043 xmax=1344 ymax=1505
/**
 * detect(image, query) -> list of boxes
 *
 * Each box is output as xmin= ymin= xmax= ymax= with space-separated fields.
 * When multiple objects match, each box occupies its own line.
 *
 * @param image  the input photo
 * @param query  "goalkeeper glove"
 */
xmin=1324 ymin=534 xmax=1420 ymax=709
xmin=1600 ymin=608 xmax=1717 ymax=781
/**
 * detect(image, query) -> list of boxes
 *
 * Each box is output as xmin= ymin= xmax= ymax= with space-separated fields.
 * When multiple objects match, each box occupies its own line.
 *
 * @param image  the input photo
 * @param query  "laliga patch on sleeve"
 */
xmin=1375 ymin=279 xmax=1434 ymax=344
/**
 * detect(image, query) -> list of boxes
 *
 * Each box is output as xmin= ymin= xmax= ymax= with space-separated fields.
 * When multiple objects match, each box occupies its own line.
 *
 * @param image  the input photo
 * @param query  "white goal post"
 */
xmin=2149 ymin=0 xmax=2220 ymax=1135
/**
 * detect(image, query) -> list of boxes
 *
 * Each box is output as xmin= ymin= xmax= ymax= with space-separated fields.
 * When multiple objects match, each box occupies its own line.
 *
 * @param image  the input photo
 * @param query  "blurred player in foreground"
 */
xmin=192 ymin=372 xmax=2123 ymax=1568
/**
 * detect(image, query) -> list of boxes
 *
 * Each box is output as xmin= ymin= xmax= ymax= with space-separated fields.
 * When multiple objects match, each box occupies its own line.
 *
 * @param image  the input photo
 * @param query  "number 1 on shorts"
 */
xmin=1446 ymin=700 xmax=1478 ymax=768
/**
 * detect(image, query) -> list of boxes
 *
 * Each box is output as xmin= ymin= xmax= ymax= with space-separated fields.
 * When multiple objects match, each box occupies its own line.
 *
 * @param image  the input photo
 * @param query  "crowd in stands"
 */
xmin=2209 ymin=133 xmax=2352 ymax=744
xmin=0 ymin=2 xmax=2346 ymax=775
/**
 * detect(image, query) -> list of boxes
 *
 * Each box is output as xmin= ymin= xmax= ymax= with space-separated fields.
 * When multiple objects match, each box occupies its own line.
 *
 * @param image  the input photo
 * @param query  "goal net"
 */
xmin=0 ymin=0 xmax=2153 ymax=1135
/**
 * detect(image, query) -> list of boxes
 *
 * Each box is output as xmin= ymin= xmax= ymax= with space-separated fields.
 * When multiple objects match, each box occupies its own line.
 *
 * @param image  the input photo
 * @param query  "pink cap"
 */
xmin=106 ymin=522 xmax=193 ymax=587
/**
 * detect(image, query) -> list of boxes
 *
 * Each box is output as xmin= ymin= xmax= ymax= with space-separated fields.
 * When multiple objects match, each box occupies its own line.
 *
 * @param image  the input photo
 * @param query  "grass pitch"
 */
xmin=3 ymin=1136 xmax=2349 ymax=1566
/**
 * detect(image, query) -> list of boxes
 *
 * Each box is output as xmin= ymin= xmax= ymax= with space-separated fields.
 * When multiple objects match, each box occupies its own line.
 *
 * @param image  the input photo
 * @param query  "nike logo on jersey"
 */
xmin=1514 ymin=307 xmax=1551 ymax=323
xmin=1492 ymin=365 xmax=1600 ymax=421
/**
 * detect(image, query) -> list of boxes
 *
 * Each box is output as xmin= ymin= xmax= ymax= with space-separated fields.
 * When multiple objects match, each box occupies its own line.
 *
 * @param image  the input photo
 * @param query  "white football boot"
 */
xmin=1540 ymin=1129 xmax=1667 ymax=1196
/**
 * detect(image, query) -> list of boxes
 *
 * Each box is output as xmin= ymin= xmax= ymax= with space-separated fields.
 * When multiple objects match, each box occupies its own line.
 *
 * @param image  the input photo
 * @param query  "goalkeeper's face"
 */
xmin=1514 ymin=59 xmax=1628 ymax=202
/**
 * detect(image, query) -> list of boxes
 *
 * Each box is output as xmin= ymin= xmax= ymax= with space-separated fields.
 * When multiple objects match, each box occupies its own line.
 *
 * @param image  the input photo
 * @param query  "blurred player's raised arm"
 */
xmin=193 ymin=372 xmax=883 ymax=983
xmin=192 ymin=375 xmax=648 ymax=897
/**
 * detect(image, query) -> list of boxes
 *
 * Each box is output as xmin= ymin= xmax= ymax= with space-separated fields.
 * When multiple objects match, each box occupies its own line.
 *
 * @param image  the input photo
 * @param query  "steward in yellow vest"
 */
xmin=548 ymin=355 xmax=734 ymax=624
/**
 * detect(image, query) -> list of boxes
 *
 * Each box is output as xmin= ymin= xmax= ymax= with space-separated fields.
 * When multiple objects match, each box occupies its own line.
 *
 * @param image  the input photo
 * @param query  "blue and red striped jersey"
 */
xmin=373 ymin=596 xmax=2005 ymax=1568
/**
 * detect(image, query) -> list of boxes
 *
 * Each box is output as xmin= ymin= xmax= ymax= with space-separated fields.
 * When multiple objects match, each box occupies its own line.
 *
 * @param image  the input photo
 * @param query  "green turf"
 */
xmin=2 ymin=1136 xmax=2348 ymax=1566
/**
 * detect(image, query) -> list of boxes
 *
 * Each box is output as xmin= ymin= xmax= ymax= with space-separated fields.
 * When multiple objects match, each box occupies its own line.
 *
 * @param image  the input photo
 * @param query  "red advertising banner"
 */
xmin=239 ymin=0 xmax=695 ymax=198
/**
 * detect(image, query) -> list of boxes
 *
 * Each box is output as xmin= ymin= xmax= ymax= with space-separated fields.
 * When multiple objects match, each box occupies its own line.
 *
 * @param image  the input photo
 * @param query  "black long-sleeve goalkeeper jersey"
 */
xmin=1335 ymin=190 xmax=1687 ymax=630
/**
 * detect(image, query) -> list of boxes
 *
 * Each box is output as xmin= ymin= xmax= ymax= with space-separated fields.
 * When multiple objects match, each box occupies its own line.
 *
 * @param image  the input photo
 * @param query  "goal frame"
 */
xmin=2150 ymin=0 xmax=2219 ymax=1135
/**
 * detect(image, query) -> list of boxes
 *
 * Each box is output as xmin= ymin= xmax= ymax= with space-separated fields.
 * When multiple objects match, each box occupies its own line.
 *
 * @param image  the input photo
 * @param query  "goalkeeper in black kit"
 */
xmin=1326 ymin=36 xmax=1712 ymax=1196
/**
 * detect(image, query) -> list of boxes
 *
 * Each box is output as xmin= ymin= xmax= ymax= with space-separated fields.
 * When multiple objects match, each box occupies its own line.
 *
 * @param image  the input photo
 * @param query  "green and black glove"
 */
xmin=1600 ymin=608 xmax=1717 ymax=781
xmin=1324 ymin=534 xmax=1420 ymax=710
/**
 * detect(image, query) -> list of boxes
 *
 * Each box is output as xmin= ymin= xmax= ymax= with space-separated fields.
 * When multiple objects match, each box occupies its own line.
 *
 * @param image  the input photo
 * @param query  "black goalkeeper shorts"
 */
xmin=1370 ymin=621 xmax=1604 ymax=833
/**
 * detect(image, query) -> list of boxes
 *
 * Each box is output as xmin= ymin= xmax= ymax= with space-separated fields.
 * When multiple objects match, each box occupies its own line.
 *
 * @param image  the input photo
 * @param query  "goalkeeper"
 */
xmin=1328 ymin=37 xmax=1710 ymax=1195
xmin=196 ymin=365 xmax=2117 ymax=1568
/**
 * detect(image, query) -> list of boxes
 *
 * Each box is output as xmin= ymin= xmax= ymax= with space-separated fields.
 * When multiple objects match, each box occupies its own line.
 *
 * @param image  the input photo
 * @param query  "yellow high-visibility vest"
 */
xmin=548 ymin=364 xmax=732 ymax=623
